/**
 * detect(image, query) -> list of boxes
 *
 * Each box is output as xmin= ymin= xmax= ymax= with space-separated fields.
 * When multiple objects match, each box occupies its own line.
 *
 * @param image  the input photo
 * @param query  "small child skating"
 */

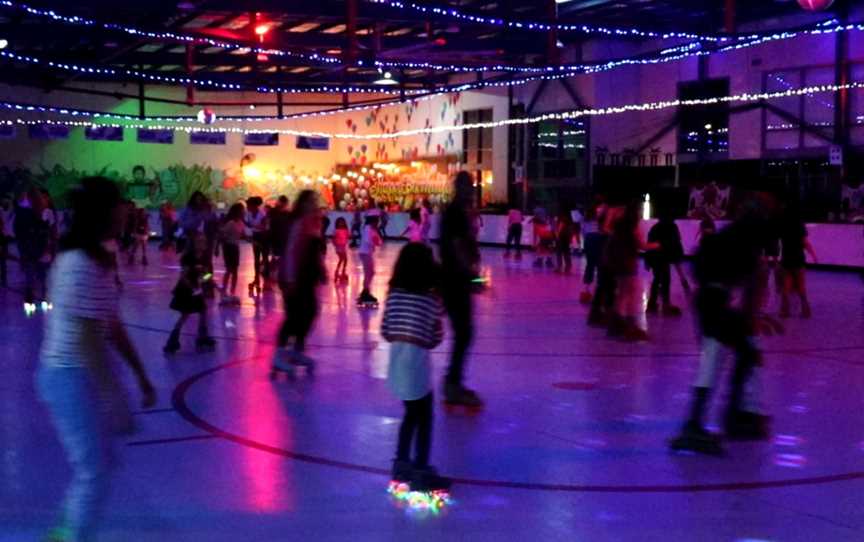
xmin=401 ymin=208 xmax=424 ymax=243
xmin=219 ymin=203 xmax=246 ymax=305
xmin=779 ymin=207 xmax=817 ymax=318
xmin=127 ymin=208 xmax=150 ymax=266
xmin=164 ymin=234 xmax=215 ymax=353
xmin=504 ymin=207 xmax=524 ymax=259
xmin=646 ymin=213 xmax=685 ymax=315
xmin=357 ymin=213 xmax=383 ymax=307
xmin=554 ymin=211 xmax=575 ymax=274
xmin=382 ymin=242 xmax=451 ymax=491
xmin=332 ymin=217 xmax=350 ymax=283
xmin=531 ymin=212 xmax=555 ymax=268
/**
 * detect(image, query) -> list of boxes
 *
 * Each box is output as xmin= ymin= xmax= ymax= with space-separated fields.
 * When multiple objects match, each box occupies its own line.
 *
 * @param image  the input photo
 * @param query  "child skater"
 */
xmin=646 ymin=210 xmax=684 ymax=315
xmin=555 ymin=210 xmax=575 ymax=274
xmin=580 ymin=200 xmax=608 ymax=304
xmin=164 ymin=233 xmax=215 ymax=353
xmin=531 ymin=211 xmax=555 ymax=268
xmin=779 ymin=203 xmax=817 ymax=318
xmin=219 ymin=203 xmax=246 ymax=304
xmin=604 ymin=203 xmax=658 ymax=340
xmin=357 ymin=212 xmax=383 ymax=306
xmin=128 ymin=207 xmax=149 ymax=265
xmin=401 ymin=208 xmax=424 ymax=243
xmin=332 ymin=217 xmax=350 ymax=283
xmin=382 ymin=242 xmax=451 ymax=491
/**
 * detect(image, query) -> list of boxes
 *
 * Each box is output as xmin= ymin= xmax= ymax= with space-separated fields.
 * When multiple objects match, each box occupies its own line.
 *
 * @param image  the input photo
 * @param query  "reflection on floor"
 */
xmin=2 ymin=243 xmax=864 ymax=541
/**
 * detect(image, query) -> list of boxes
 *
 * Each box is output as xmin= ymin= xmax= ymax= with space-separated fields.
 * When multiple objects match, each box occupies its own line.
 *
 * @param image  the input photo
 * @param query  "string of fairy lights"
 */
xmin=4 ymin=81 xmax=862 ymax=141
xmin=0 ymin=0 xmax=860 ymax=78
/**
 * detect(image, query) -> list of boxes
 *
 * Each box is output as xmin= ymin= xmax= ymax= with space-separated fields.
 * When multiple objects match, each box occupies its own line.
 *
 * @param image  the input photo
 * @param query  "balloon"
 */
xmin=797 ymin=0 xmax=834 ymax=9
xmin=339 ymin=201 xmax=347 ymax=209
xmin=343 ymin=193 xmax=352 ymax=201
xmin=360 ymin=189 xmax=367 ymax=198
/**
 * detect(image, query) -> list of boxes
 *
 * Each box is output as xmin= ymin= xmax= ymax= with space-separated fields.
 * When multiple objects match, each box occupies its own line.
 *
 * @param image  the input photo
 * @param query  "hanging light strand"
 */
xmin=364 ymin=0 xmax=839 ymax=42
xmin=1 ymin=0 xmax=857 ymax=76
xmin=5 ymin=81 xmax=863 ymax=140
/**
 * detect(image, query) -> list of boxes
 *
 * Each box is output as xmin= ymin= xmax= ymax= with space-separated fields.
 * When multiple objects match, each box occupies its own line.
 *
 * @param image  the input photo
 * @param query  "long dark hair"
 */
xmin=60 ymin=177 xmax=122 ymax=267
xmin=389 ymin=242 xmax=440 ymax=294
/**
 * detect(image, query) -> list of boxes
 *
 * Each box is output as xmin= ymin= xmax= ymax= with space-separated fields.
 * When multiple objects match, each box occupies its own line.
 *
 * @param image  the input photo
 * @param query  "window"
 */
xmin=526 ymin=118 xmax=588 ymax=211
xmin=678 ymin=78 xmax=730 ymax=155
xmin=462 ymin=109 xmax=494 ymax=206
xmin=764 ymin=67 xmax=835 ymax=151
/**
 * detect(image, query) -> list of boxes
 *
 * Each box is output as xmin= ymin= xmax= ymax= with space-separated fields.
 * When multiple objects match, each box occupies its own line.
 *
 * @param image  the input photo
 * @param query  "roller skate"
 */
xmin=545 ymin=257 xmax=555 ymax=268
xmin=645 ymin=301 xmax=659 ymax=314
xmin=443 ymin=382 xmax=484 ymax=412
xmin=410 ymin=465 xmax=452 ymax=492
xmin=357 ymin=290 xmax=379 ymax=309
xmin=514 ymin=252 xmax=522 ymax=261
xmin=579 ymin=290 xmax=593 ymax=305
xmin=503 ymin=251 xmax=511 ymax=259
xmin=532 ymin=258 xmax=543 ymax=268
xmin=195 ymin=335 xmax=216 ymax=353
xmin=587 ymin=309 xmax=607 ymax=328
xmin=724 ymin=410 xmax=771 ymax=441
xmin=391 ymin=459 xmax=414 ymax=483
xmin=622 ymin=325 xmax=650 ymax=342
xmin=669 ymin=421 xmax=724 ymax=456
xmin=269 ymin=348 xmax=296 ymax=380
xmin=163 ymin=330 xmax=181 ymax=354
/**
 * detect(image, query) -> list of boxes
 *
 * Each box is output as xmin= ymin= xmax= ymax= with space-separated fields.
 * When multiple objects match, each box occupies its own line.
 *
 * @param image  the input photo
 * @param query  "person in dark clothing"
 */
xmin=439 ymin=171 xmax=482 ymax=407
xmin=272 ymin=190 xmax=326 ymax=372
xmin=646 ymin=213 xmax=684 ymax=315
xmin=779 ymin=206 xmax=817 ymax=318
xmin=268 ymin=196 xmax=291 ymax=274
xmin=555 ymin=210 xmax=575 ymax=274
xmin=14 ymin=189 xmax=51 ymax=304
xmin=320 ymin=212 xmax=331 ymax=255
xmin=670 ymin=196 xmax=775 ymax=455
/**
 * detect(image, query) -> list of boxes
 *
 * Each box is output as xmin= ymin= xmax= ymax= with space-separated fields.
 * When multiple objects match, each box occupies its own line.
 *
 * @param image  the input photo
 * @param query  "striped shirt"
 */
xmin=40 ymin=250 xmax=119 ymax=368
xmin=381 ymin=289 xmax=444 ymax=349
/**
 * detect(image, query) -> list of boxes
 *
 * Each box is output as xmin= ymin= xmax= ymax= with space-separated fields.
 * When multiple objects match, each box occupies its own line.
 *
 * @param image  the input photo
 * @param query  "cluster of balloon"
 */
xmin=797 ymin=0 xmax=834 ymax=10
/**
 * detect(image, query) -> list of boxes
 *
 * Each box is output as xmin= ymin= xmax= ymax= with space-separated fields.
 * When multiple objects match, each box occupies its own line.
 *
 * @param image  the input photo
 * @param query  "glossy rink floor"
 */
xmin=3 ymin=244 xmax=864 ymax=542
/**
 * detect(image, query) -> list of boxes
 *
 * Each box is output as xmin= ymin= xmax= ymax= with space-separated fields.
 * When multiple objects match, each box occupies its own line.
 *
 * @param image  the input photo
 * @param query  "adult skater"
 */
xmin=439 ymin=171 xmax=482 ymax=407
xmin=271 ymin=190 xmax=326 ymax=372
xmin=670 ymin=195 xmax=775 ymax=454
xmin=38 ymin=177 xmax=156 ymax=542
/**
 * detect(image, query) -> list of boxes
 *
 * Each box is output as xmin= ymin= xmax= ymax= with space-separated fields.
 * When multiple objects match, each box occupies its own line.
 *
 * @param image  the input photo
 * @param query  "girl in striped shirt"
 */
xmin=381 ymin=243 xmax=451 ymax=490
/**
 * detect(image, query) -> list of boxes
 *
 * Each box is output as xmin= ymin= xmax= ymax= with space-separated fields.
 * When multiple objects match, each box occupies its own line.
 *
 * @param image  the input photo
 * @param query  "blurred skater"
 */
xmin=779 ymin=203 xmax=817 ymax=318
xmin=218 ymin=203 xmax=246 ymax=302
xmin=555 ymin=210 xmax=575 ymax=274
xmin=272 ymin=190 xmax=326 ymax=370
xmin=503 ymin=206 xmax=524 ymax=259
xmin=439 ymin=171 xmax=482 ymax=407
xmin=245 ymin=196 xmax=270 ymax=296
xmin=332 ymin=217 xmax=350 ymax=282
xmin=38 ymin=177 xmax=156 ymax=542
xmin=671 ymin=196 xmax=776 ymax=455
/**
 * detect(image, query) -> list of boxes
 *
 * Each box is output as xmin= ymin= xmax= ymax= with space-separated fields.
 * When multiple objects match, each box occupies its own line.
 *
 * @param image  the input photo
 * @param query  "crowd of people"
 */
xmin=1 ymin=170 xmax=829 ymax=541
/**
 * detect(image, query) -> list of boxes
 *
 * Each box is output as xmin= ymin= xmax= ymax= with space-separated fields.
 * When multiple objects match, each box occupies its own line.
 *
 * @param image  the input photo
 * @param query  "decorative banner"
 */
xmin=244 ymin=132 xmax=278 ymax=146
xmin=137 ymin=128 xmax=174 ymax=144
xmin=28 ymin=124 xmax=69 ymax=140
xmin=190 ymin=131 xmax=226 ymax=145
xmin=0 ymin=124 xmax=15 ymax=139
xmin=85 ymin=125 xmax=123 ymax=141
xmin=296 ymin=136 xmax=329 ymax=150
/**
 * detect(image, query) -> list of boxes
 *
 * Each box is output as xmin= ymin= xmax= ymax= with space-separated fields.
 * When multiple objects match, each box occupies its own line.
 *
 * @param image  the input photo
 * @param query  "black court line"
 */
xmin=133 ymin=407 xmax=176 ymax=415
xmin=171 ymin=359 xmax=864 ymax=494
xmin=127 ymin=434 xmax=219 ymax=447
xmin=123 ymin=321 xmax=864 ymax=359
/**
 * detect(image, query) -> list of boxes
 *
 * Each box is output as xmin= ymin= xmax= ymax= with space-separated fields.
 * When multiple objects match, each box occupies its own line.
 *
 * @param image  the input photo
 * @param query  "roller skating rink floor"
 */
xmin=2 ymin=242 xmax=864 ymax=541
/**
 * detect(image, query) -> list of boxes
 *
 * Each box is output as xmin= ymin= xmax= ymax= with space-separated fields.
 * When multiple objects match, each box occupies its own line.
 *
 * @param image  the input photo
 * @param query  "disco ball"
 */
xmin=196 ymin=108 xmax=216 ymax=124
